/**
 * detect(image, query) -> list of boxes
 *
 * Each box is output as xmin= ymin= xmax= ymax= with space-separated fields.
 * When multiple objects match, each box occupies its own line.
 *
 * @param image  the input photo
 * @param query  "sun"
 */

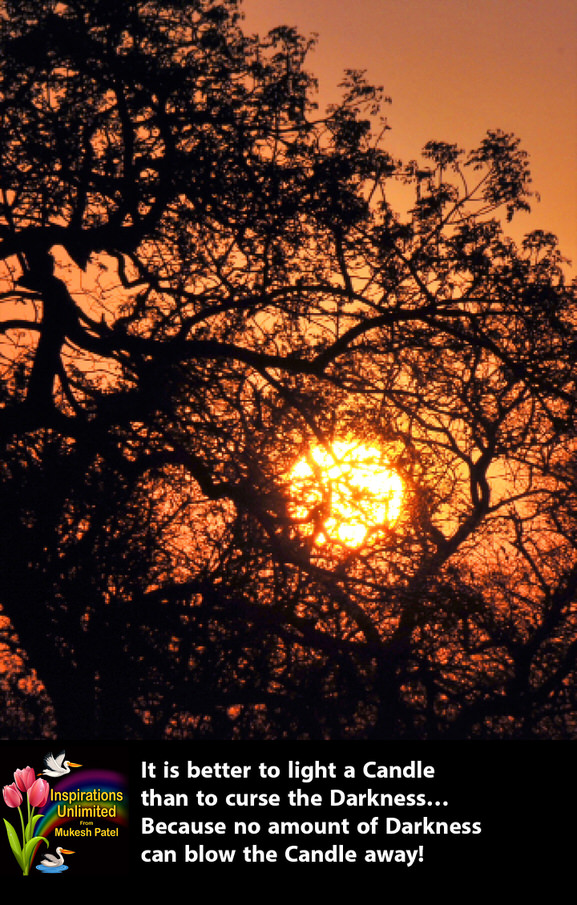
xmin=289 ymin=440 xmax=403 ymax=548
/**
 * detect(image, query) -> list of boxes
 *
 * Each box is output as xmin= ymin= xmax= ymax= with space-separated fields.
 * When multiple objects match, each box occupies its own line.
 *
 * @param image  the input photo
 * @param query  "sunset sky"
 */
xmin=243 ymin=0 xmax=577 ymax=271
xmin=1 ymin=0 xmax=576 ymax=748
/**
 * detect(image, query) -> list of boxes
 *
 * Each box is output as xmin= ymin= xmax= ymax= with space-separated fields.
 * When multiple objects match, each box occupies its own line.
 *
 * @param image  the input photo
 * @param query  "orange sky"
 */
xmin=242 ymin=0 xmax=577 ymax=272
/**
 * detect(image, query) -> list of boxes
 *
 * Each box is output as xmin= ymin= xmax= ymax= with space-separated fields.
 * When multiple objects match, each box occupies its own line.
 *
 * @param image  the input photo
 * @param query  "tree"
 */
xmin=0 ymin=0 xmax=576 ymax=739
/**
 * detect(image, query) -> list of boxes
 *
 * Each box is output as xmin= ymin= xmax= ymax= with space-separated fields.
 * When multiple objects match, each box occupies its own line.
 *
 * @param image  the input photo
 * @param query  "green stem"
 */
xmin=17 ymin=805 xmax=25 ymax=847
xmin=18 ymin=806 xmax=28 ymax=875
xmin=24 ymin=804 xmax=36 ymax=875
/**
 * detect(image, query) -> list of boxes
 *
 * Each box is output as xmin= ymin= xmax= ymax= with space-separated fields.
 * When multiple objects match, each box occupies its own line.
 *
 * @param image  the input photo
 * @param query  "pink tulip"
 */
xmin=27 ymin=777 xmax=49 ymax=808
xmin=13 ymin=766 xmax=36 ymax=793
xmin=3 ymin=782 xmax=23 ymax=808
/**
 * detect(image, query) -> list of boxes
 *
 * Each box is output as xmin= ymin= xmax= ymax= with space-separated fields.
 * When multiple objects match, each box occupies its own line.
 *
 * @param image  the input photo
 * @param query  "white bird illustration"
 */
xmin=39 ymin=847 xmax=75 ymax=869
xmin=40 ymin=751 xmax=82 ymax=778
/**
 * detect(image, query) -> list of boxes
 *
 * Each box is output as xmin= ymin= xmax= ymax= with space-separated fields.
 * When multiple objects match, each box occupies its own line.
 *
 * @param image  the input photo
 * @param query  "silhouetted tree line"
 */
xmin=0 ymin=0 xmax=576 ymax=739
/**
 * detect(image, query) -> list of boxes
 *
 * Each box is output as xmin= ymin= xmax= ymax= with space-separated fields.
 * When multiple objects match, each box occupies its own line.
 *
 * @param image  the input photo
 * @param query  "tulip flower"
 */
xmin=3 ymin=783 xmax=23 ymax=808
xmin=3 ymin=767 xmax=49 ymax=875
xmin=13 ymin=767 xmax=35 ymax=793
xmin=27 ymin=778 xmax=49 ymax=809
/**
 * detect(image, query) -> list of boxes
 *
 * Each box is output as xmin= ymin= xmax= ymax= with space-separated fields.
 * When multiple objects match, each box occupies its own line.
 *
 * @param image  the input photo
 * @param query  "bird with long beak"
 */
xmin=40 ymin=751 xmax=82 ymax=778
xmin=39 ymin=848 xmax=75 ymax=869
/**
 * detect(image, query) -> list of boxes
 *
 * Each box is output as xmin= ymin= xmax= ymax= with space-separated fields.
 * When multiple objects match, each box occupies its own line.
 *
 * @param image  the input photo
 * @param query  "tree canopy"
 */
xmin=0 ymin=0 xmax=576 ymax=740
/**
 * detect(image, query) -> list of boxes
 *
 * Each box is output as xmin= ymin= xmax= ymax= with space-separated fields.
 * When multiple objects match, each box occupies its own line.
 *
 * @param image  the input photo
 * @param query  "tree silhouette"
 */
xmin=0 ymin=0 xmax=575 ymax=739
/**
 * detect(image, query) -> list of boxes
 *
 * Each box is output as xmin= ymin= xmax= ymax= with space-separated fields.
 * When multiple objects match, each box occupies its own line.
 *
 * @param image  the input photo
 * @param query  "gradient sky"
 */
xmin=242 ymin=0 xmax=577 ymax=272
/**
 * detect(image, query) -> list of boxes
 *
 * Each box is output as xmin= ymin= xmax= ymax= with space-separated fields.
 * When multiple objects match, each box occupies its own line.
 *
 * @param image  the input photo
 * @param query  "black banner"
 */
xmin=1 ymin=739 xmax=574 ymax=882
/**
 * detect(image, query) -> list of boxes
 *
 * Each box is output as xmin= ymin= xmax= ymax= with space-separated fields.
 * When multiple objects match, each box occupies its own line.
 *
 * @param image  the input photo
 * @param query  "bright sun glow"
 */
xmin=289 ymin=440 xmax=403 ymax=548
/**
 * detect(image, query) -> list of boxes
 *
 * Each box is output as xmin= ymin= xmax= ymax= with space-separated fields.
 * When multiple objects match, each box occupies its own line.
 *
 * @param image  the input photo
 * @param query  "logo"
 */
xmin=2 ymin=745 xmax=129 ymax=876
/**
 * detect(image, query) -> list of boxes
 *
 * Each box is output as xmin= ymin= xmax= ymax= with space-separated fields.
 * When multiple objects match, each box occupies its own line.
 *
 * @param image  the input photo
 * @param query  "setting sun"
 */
xmin=289 ymin=440 xmax=403 ymax=548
